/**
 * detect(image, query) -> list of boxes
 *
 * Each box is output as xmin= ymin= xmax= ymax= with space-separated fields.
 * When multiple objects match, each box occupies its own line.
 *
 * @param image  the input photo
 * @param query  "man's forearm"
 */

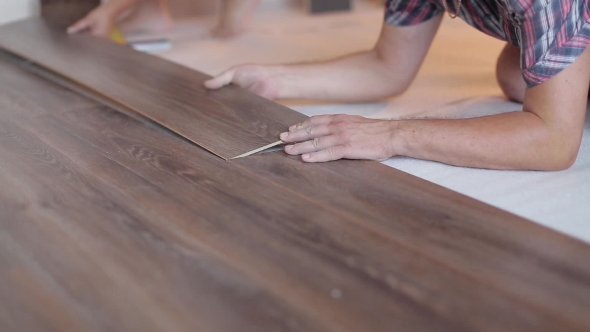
xmin=274 ymin=50 xmax=409 ymax=102
xmin=395 ymin=111 xmax=581 ymax=170
xmin=274 ymin=18 xmax=443 ymax=102
xmin=205 ymin=18 xmax=442 ymax=102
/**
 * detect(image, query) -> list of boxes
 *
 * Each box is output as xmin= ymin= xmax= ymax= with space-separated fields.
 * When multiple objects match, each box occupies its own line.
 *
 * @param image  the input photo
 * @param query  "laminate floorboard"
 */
xmin=0 ymin=61 xmax=463 ymax=331
xmin=49 ymin=106 xmax=590 ymax=331
xmin=232 ymin=153 xmax=590 ymax=326
xmin=0 ymin=119 xmax=335 ymax=332
xmin=0 ymin=18 xmax=307 ymax=159
xmin=0 ymin=59 xmax=95 ymax=120
xmin=2 ymin=35 xmax=590 ymax=331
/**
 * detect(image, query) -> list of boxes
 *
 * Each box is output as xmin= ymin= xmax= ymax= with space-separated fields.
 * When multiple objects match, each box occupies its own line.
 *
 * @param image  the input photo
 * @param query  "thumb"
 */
xmin=204 ymin=69 xmax=236 ymax=89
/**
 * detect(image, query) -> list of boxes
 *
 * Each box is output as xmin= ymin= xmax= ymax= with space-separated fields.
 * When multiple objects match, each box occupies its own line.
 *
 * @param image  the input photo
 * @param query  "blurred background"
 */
xmin=0 ymin=0 xmax=38 ymax=24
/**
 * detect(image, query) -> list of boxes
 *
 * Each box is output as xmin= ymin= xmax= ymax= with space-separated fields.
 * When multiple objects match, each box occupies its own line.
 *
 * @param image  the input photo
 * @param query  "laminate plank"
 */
xmin=0 ymin=118 xmax=335 ymax=332
xmin=1 ymin=34 xmax=590 ymax=331
xmin=0 ymin=54 xmax=95 ymax=120
xmin=46 ymin=105 xmax=589 ymax=331
xmin=0 ymin=62 xmax=448 ymax=331
xmin=232 ymin=152 xmax=590 ymax=328
xmin=0 ymin=62 xmax=570 ymax=330
xmin=0 ymin=59 xmax=331 ymax=332
xmin=0 ymin=18 xmax=307 ymax=159
xmin=19 ymin=112 xmax=463 ymax=331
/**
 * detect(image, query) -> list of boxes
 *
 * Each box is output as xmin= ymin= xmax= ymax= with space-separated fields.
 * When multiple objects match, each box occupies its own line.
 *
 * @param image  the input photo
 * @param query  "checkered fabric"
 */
xmin=384 ymin=0 xmax=590 ymax=87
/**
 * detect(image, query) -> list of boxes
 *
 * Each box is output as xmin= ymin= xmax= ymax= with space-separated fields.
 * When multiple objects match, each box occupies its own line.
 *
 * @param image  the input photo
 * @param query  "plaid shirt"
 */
xmin=385 ymin=0 xmax=590 ymax=87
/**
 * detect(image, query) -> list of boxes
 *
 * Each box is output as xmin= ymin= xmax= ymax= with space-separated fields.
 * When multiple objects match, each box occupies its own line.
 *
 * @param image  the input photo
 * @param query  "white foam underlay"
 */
xmin=125 ymin=0 xmax=590 ymax=243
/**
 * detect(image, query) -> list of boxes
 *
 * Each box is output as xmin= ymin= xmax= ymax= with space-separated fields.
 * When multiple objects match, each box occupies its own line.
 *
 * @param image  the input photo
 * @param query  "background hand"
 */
xmin=67 ymin=6 xmax=117 ymax=38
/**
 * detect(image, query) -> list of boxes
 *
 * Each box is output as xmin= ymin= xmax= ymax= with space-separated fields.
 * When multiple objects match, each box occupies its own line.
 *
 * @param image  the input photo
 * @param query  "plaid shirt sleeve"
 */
xmin=507 ymin=0 xmax=590 ymax=87
xmin=384 ymin=0 xmax=443 ymax=26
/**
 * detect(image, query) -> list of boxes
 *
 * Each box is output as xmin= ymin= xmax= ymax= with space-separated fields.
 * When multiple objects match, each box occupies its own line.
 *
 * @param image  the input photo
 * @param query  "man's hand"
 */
xmin=204 ymin=65 xmax=283 ymax=100
xmin=67 ymin=5 xmax=118 ymax=38
xmin=67 ymin=0 xmax=143 ymax=38
xmin=280 ymin=115 xmax=398 ymax=162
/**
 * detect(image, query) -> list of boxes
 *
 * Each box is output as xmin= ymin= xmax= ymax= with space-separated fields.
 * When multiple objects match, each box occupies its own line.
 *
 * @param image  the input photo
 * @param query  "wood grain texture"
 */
xmin=232 ymin=152 xmax=590 ymax=328
xmin=54 ymin=105 xmax=590 ymax=331
xmin=0 ymin=54 xmax=95 ymax=120
xmin=1 ymin=27 xmax=590 ymax=331
xmin=0 ymin=18 xmax=307 ymax=159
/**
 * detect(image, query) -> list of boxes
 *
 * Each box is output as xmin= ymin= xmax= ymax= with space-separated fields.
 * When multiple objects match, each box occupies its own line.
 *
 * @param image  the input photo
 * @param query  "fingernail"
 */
xmin=285 ymin=145 xmax=292 ymax=150
xmin=303 ymin=154 xmax=310 ymax=159
xmin=280 ymin=132 xmax=288 ymax=139
xmin=289 ymin=124 xmax=296 ymax=130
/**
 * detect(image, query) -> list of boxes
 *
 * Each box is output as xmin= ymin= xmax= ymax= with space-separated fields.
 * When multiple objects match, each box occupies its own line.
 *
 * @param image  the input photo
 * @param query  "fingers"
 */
xmin=301 ymin=146 xmax=347 ymax=163
xmin=280 ymin=124 xmax=331 ymax=143
xmin=66 ymin=14 xmax=112 ymax=38
xmin=204 ymin=69 xmax=236 ymax=89
xmin=289 ymin=115 xmax=334 ymax=131
xmin=281 ymin=115 xmax=337 ymax=143
xmin=281 ymin=116 xmax=348 ymax=163
xmin=284 ymin=135 xmax=338 ymax=155
xmin=279 ymin=114 xmax=393 ymax=163
xmin=67 ymin=17 xmax=91 ymax=34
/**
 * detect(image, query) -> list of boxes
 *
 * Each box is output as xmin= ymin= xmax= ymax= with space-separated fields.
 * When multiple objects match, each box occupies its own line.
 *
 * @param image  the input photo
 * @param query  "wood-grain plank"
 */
xmin=0 ymin=60 xmax=333 ymax=332
xmin=0 ymin=55 xmax=95 ymax=120
xmin=0 ymin=118 xmax=335 ymax=332
xmin=0 ymin=61 xmax=451 ymax=331
xmin=232 ymin=152 xmax=590 ymax=328
xmin=1 ymin=30 xmax=590 ymax=331
xmin=0 ymin=60 xmax=574 ymax=330
xmin=19 ymin=112 xmax=463 ymax=332
xmin=0 ymin=18 xmax=307 ymax=159
xmin=45 ymin=105 xmax=589 ymax=331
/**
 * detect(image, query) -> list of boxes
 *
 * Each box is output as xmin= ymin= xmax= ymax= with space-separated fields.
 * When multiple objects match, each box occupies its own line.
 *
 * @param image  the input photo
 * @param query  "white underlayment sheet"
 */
xmin=126 ymin=1 xmax=590 ymax=243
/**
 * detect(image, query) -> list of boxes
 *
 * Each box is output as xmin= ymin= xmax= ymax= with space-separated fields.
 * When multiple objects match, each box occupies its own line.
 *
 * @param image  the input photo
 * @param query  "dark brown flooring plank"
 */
xmin=1 ymin=33 xmax=589 ymax=331
xmin=0 ymin=62 xmax=454 ymax=331
xmin=232 ymin=152 xmax=590 ymax=328
xmin=20 ymin=111 xmax=467 ymax=332
xmin=0 ymin=18 xmax=307 ymax=159
xmin=45 ymin=105 xmax=588 ymax=331
xmin=0 ymin=57 xmax=95 ymax=120
xmin=0 ymin=119 xmax=334 ymax=332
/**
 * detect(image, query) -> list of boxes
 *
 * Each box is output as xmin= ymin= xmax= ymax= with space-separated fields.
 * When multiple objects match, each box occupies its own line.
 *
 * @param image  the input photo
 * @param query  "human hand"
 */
xmin=204 ymin=65 xmax=282 ymax=100
xmin=280 ymin=115 xmax=399 ymax=162
xmin=67 ymin=5 xmax=118 ymax=38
